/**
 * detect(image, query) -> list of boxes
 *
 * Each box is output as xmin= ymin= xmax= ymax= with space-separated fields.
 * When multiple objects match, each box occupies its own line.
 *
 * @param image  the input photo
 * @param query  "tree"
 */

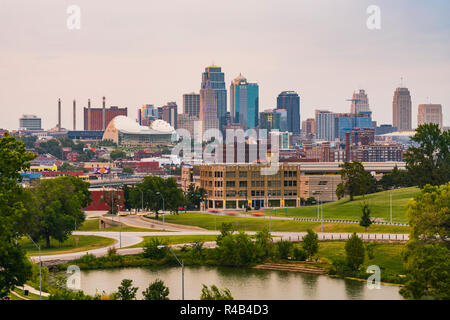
xmin=216 ymin=222 xmax=234 ymax=245
xmin=27 ymin=177 xmax=91 ymax=248
xmin=359 ymin=204 xmax=372 ymax=231
xmin=110 ymin=149 xmax=126 ymax=161
xmin=101 ymin=188 xmax=122 ymax=215
xmin=142 ymin=237 xmax=168 ymax=260
xmin=185 ymin=184 xmax=206 ymax=208
xmin=200 ymin=284 xmax=233 ymax=300
xmin=276 ymin=240 xmax=293 ymax=260
xmin=122 ymin=166 xmax=134 ymax=175
xmin=255 ymin=227 xmax=274 ymax=260
xmin=336 ymin=161 xmax=377 ymax=200
xmin=216 ymin=232 xmax=256 ymax=267
xmin=122 ymin=185 xmax=132 ymax=211
xmin=400 ymin=184 xmax=450 ymax=300
xmin=58 ymin=162 xmax=83 ymax=172
xmin=378 ymin=165 xmax=413 ymax=190
xmin=36 ymin=139 xmax=63 ymax=159
xmin=302 ymin=229 xmax=319 ymax=260
xmin=142 ymin=279 xmax=170 ymax=300
xmin=345 ymin=233 xmax=365 ymax=271
xmin=404 ymin=123 xmax=450 ymax=188
xmin=0 ymin=133 xmax=35 ymax=292
xmin=115 ymin=279 xmax=138 ymax=300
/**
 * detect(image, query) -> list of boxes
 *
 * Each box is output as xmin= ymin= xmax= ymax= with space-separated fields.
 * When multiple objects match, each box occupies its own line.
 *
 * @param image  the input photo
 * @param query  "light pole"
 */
xmin=156 ymin=192 xmax=165 ymax=231
xmin=390 ymin=191 xmax=393 ymax=224
xmin=139 ymin=189 xmax=144 ymax=214
xmin=26 ymin=235 xmax=41 ymax=300
xmin=159 ymin=245 xmax=184 ymax=300
xmin=321 ymin=188 xmax=328 ymax=232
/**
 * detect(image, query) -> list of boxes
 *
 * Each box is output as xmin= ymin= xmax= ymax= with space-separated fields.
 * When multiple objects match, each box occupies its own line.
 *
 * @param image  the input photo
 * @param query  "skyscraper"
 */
xmin=392 ymin=87 xmax=412 ymax=131
xmin=199 ymin=88 xmax=219 ymax=139
xmin=160 ymin=102 xmax=178 ymax=129
xmin=230 ymin=74 xmax=259 ymax=129
xmin=418 ymin=104 xmax=443 ymax=128
xmin=201 ymin=65 xmax=227 ymax=131
xmin=138 ymin=104 xmax=158 ymax=126
xmin=350 ymin=89 xmax=370 ymax=113
xmin=183 ymin=93 xmax=200 ymax=118
xmin=315 ymin=110 xmax=335 ymax=141
xmin=276 ymin=91 xmax=300 ymax=134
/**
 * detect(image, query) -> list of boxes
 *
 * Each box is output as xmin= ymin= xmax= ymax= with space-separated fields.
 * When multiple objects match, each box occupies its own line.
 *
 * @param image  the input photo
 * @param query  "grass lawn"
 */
xmin=10 ymin=288 xmax=48 ymax=300
xmin=313 ymin=241 xmax=406 ymax=275
xmin=78 ymin=218 xmax=165 ymax=232
xmin=157 ymin=212 xmax=410 ymax=233
xmin=126 ymin=234 xmax=220 ymax=248
xmin=21 ymin=235 xmax=115 ymax=256
xmin=264 ymin=187 xmax=419 ymax=223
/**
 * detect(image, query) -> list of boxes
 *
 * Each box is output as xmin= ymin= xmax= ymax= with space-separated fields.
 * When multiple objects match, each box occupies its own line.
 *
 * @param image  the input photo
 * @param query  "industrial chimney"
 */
xmin=88 ymin=99 xmax=91 ymax=131
xmin=58 ymin=98 xmax=61 ymax=131
xmin=102 ymin=96 xmax=106 ymax=130
xmin=73 ymin=99 xmax=76 ymax=130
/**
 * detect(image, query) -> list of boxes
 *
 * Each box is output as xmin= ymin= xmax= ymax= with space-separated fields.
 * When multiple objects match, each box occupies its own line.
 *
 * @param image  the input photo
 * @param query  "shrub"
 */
xmin=200 ymin=284 xmax=233 ymax=300
xmin=142 ymin=238 xmax=168 ymax=260
xmin=142 ymin=279 xmax=170 ymax=300
xmin=114 ymin=279 xmax=138 ymax=300
xmin=345 ymin=233 xmax=365 ymax=271
xmin=302 ymin=229 xmax=319 ymax=260
xmin=293 ymin=247 xmax=308 ymax=261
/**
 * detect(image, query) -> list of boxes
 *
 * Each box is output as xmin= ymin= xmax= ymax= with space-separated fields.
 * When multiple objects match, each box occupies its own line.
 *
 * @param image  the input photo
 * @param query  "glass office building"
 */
xmin=201 ymin=66 xmax=227 ymax=131
xmin=230 ymin=74 xmax=259 ymax=130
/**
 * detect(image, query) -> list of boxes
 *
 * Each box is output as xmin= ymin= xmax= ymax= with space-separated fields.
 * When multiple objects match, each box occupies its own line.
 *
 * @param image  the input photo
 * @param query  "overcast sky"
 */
xmin=0 ymin=0 xmax=449 ymax=130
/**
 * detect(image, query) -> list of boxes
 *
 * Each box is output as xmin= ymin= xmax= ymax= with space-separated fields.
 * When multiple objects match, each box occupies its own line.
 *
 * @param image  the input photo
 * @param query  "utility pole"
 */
xmin=390 ymin=191 xmax=393 ymax=224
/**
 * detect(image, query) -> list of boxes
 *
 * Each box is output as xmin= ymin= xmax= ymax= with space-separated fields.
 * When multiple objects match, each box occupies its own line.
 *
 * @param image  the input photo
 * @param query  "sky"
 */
xmin=0 ymin=0 xmax=449 ymax=130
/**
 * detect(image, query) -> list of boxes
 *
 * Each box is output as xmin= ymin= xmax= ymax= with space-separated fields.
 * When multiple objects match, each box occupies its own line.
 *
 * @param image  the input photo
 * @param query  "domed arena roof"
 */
xmin=150 ymin=119 xmax=175 ymax=133
xmin=107 ymin=116 xmax=174 ymax=134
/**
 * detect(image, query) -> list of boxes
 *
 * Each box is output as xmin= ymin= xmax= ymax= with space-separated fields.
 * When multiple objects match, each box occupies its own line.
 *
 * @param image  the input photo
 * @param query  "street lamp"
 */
xmin=26 ymin=235 xmax=41 ymax=300
xmin=156 ymin=192 xmax=165 ymax=231
xmin=159 ymin=245 xmax=184 ymax=300
xmin=139 ymin=189 xmax=144 ymax=214
xmin=390 ymin=191 xmax=393 ymax=224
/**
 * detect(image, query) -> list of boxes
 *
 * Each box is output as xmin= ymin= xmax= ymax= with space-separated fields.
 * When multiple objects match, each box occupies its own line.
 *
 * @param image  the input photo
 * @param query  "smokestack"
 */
xmin=73 ymin=99 xmax=76 ymax=130
xmin=102 ymin=96 xmax=106 ymax=130
xmin=88 ymin=99 xmax=91 ymax=131
xmin=58 ymin=98 xmax=61 ymax=131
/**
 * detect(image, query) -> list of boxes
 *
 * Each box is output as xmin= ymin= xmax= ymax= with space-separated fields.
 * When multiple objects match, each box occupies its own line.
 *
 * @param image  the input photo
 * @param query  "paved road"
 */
xmin=30 ymin=230 xmax=409 ymax=263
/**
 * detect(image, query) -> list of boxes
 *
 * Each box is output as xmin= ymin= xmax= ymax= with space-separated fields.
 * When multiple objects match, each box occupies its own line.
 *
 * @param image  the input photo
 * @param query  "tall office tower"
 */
xmin=138 ymin=104 xmax=158 ymax=126
xmin=301 ymin=118 xmax=315 ymax=139
xmin=183 ymin=92 xmax=200 ymax=117
xmin=274 ymin=108 xmax=288 ymax=132
xmin=58 ymin=98 xmax=62 ymax=131
xmin=73 ymin=100 xmax=76 ymax=130
xmin=417 ymin=104 xmax=443 ymax=128
xmin=199 ymin=88 xmax=219 ymax=139
xmin=229 ymin=74 xmax=259 ymax=129
xmin=276 ymin=91 xmax=300 ymax=134
xmin=177 ymin=114 xmax=199 ymax=138
xmin=350 ymin=89 xmax=370 ymax=114
xmin=160 ymin=102 xmax=178 ymax=129
xmin=393 ymin=87 xmax=412 ymax=131
xmin=84 ymin=104 xmax=127 ymax=130
xmin=334 ymin=112 xmax=372 ymax=140
xmin=19 ymin=115 xmax=42 ymax=131
xmin=315 ymin=110 xmax=335 ymax=141
xmin=201 ymin=65 xmax=227 ymax=131
xmin=259 ymin=109 xmax=281 ymax=130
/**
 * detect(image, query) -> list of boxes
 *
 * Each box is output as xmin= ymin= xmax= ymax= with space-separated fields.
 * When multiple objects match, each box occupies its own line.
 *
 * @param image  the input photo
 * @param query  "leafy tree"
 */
xmin=302 ymin=229 xmax=319 ymax=260
xmin=101 ymin=188 xmax=122 ymax=214
xmin=255 ymin=227 xmax=274 ymax=260
xmin=142 ymin=279 xmax=170 ymax=300
xmin=185 ymin=184 xmax=206 ymax=208
xmin=400 ymin=184 xmax=450 ymax=300
xmin=378 ymin=165 xmax=414 ymax=190
xmin=404 ymin=123 xmax=450 ymax=188
xmin=345 ymin=233 xmax=365 ymax=271
xmin=36 ymin=139 xmax=63 ymax=159
xmin=190 ymin=240 xmax=205 ymax=261
xmin=336 ymin=161 xmax=377 ymax=200
xmin=216 ymin=232 xmax=256 ymax=267
xmin=110 ymin=149 xmax=127 ymax=161
xmin=216 ymin=222 xmax=234 ymax=245
xmin=19 ymin=135 xmax=37 ymax=149
xmin=142 ymin=237 xmax=168 ymax=260
xmin=276 ymin=240 xmax=293 ymax=260
xmin=58 ymin=162 xmax=83 ymax=172
xmin=293 ymin=247 xmax=308 ymax=261
xmin=115 ymin=279 xmax=138 ymax=300
xmin=0 ymin=133 xmax=35 ymax=292
xmin=26 ymin=177 xmax=91 ymax=248
xmin=122 ymin=185 xmax=132 ymax=211
xmin=359 ymin=204 xmax=372 ymax=231
xmin=122 ymin=166 xmax=134 ymax=175
xmin=200 ymin=284 xmax=233 ymax=300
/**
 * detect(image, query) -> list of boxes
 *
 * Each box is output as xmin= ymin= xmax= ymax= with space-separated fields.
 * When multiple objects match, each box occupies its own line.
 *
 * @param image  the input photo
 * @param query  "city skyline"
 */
xmin=1 ymin=0 xmax=449 ymax=130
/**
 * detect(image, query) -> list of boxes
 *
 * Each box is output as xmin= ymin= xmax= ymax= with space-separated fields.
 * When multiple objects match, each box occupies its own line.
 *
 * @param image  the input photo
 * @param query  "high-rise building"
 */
xmin=201 ymin=65 xmax=227 ymax=131
xmin=138 ymin=104 xmax=158 ymax=126
xmin=19 ymin=115 xmax=42 ymax=131
xmin=276 ymin=91 xmax=300 ymax=134
xmin=417 ymin=104 xmax=443 ymax=128
xmin=160 ymin=102 xmax=178 ymax=129
xmin=183 ymin=93 xmax=201 ymax=118
xmin=230 ymin=74 xmax=259 ymax=129
xmin=334 ymin=112 xmax=372 ymax=140
xmin=315 ymin=110 xmax=335 ymax=141
xmin=259 ymin=109 xmax=281 ymax=131
xmin=177 ymin=114 xmax=199 ymax=139
xmin=84 ymin=105 xmax=127 ymax=131
xmin=350 ymin=89 xmax=370 ymax=113
xmin=393 ymin=87 xmax=412 ymax=131
xmin=199 ymin=88 xmax=219 ymax=139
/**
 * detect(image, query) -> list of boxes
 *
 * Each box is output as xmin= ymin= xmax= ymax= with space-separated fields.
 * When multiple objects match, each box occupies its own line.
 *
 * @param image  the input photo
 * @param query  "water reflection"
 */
xmin=76 ymin=266 xmax=403 ymax=300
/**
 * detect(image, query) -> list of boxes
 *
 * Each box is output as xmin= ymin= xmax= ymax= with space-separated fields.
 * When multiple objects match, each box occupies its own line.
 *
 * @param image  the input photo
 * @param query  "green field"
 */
xmin=313 ymin=241 xmax=406 ymax=276
xmin=78 ymin=218 xmax=164 ymax=232
xmin=155 ymin=212 xmax=409 ymax=233
xmin=264 ymin=187 xmax=419 ymax=223
xmin=127 ymin=235 xmax=220 ymax=248
xmin=21 ymin=235 xmax=115 ymax=256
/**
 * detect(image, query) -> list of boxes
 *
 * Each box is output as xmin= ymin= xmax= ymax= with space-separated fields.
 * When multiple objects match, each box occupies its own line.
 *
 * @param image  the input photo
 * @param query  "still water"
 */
xmin=79 ymin=266 xmax=403 ymax=300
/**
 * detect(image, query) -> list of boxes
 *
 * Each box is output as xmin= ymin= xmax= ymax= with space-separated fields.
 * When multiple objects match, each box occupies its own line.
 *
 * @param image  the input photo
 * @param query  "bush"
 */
xmin=114 ymin=279 xmax=138 ymax=300
xmin=302 ymin=229 xmax=319 ymax=260
xmin=142 ymin=279 xmax=170 ymax=300
xmin=200 ymin=284 xmax=233 ymax=300
xmin=345 ymin=233 xmax=365 ymax=271
xmin=365 ymin=243 xmax=376 ymax=260
xmin=142 ymin=238 xmax=168 ymax=260
xmin=293 ymin=247 xmax=308 ymax=261
xmin=276 ymin=241 xmax=293 ymax=260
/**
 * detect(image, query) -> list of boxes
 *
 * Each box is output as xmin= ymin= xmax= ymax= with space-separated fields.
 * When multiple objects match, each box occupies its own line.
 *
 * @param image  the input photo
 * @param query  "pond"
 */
xmin=77 ymin=266 xmax=403 ymax=300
